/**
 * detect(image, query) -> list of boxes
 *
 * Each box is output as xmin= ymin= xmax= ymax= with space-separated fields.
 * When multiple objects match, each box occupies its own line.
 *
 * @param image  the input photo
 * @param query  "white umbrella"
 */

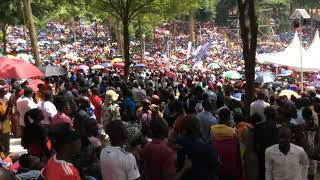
xmin=91 ymin=64 xmax=104 ymax=70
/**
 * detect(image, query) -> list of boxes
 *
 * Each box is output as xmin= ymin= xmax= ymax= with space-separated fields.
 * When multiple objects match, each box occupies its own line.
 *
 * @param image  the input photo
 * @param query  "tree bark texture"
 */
xmin=123 ymin=19 xmax=130 ymax=80
xmin=22 ymin=0 xmax=41 ymax=66
xmin=237 ymin=0 xmax=258 ymax=113
xmin=188 ymin=9 xmax=195 ymax=43
xmin=2 ymin=25 xmax=7 ymax=55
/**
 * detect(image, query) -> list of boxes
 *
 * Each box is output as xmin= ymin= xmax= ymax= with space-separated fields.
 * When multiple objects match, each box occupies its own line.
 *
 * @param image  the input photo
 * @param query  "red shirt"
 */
xmin=90 ymin=95 xmax=102 ymax=124
xmin=143 ymin=139 xmax=176 ymax=180
xmin=42 ymin=155 xmax=81 ymax=180
xmin=52 ymin=112 xmax=73 ymax=127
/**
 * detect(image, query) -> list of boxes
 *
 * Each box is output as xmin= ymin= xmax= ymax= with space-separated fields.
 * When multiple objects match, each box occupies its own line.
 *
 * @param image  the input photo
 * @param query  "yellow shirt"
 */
xmin=0 ymin=103 xmax=10 ymax=134
xmin=211 ymin=124 xmax=235 ymax=141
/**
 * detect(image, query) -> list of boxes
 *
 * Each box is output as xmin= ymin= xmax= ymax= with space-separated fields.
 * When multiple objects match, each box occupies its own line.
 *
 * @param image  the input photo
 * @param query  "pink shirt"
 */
xmin=51 ymin=112 xmax=73 ymax=127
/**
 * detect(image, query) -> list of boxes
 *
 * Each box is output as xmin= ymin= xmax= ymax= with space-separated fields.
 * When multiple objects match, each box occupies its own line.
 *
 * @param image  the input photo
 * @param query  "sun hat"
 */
xmin=105 ymin=90 xmax=119 ymax=102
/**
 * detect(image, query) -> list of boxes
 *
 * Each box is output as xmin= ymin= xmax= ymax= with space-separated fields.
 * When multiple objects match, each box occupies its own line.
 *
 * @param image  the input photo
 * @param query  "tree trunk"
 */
xmin=95 ymin=21 xmax=99 ymax=40
xmin=138 ymin=18 xmax=145 ymax=61
xmin=70 ymin=17 xmax=77 ymax=43
xmin=2 ymin=25 xmax=7 ymax=55
xmin=108 ymin=16 xmax=124 ymax=56
xmin=123 ymin=19 xmax=130 ymax=80
xmin=237 ymin=0 xmax=258 ymax=114
xmin=22 ymin=0 xmax=41 ymax=66
xmin=188 ymin=9 xmax=195 ymax=43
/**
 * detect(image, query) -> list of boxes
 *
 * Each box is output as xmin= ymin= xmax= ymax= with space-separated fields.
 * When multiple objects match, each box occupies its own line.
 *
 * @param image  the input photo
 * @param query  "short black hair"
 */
xmin=19 ymin=154 xmax=31 ymax=168
xmin=218 ymin=108 xmax=231 ymax=123
xmin=49 ymin=123 xmax=80 ymax=153
xmin=181 ymin=114 xmax=200 ymax=137
xmin=24 ymin=87 xmax=33 ymax=97
xmin=105 ymin=120 xmax=128 ymax=146
xmin=202 ymin=100 xmax=213 ymax=112
xmin=150 ymin=116 xmax=169 ymax=139
xmin=53 ymin=96 xmax=68 ymax=112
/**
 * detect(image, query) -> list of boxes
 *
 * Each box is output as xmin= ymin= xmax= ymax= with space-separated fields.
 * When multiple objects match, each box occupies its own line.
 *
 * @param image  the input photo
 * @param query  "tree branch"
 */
xmin=128 ymin=0 xmax=154 ymax=21
xmin=100 ymin=0 xmax=123 ymax=19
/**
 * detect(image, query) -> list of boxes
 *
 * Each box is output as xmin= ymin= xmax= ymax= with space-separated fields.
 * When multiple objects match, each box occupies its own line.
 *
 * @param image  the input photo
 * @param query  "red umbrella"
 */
xmin=0 ymin=57 xmax=43 ymax=79
xmin=113 ymin=62 xmax=125 ymax=69
xmin=27 ymin=79 xmax=44 ymax=91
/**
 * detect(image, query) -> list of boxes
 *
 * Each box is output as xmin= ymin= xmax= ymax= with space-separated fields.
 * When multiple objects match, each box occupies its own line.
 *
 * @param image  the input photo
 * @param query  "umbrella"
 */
xmin=16 ymin=39 xmax=27 ymax=44
xmin=208 ymin=63 xmax=221 ymax=69
xmin=134 ymin=64 xmax=146 ymax=68
xmin=65 ymin=44 xmax=73 ymax=48
xmin=222 ymin=70 xmax=241 ymax=79
xmin=38 ymin=64 xmax=67 ymax=77
xmin=52 ymin=41 xmax=60 ymax=45
xmin=179 ymin=64 xmax=189 ymax=71
xmin=0 ymin=57 xmax=43 ymax=79
xmin=113 ymin=62 xmax=125 ymax=69
xmin=279 ymin=89 xmax=300 ymax=99
xmin=276 ymin=69 xmax=292 ymax=77
xmin=77 ymin=64 xmax=89 ymax=71
xmin=27 ymin=79 xmax=44 ymax=91
xmin=255 ymin=72 xmax=275 ymax=84
xmin=91 ymin=64 xmax=104 ymax=70
xmin=101 ymin=62 xmax=112 ymax=68
xmin=111 ymin=58 xmax=123 ymax=64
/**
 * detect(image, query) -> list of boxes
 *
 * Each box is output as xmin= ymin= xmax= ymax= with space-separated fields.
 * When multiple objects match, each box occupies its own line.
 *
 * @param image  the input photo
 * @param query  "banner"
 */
xmin=195 ymin=39 xmax=212 ymax=62
xmin=186 ymin=41 xmax=192 ymax=59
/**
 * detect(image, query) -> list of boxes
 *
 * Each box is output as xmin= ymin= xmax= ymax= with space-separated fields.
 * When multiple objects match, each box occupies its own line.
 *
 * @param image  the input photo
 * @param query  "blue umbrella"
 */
xmin=101 ymin=62 xmax=112 ymax=68
xmin=134 ymin=64 xmax=146 ymax=68
xmin=255 ymin=71 xmax=275 ymax=84
xmin=276 ymin=69 xmax=292 ymax=77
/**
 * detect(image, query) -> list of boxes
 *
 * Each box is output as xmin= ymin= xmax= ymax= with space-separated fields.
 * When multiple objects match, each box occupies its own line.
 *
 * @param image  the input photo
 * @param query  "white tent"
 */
xmin=303 ymin=30 xmax=320 ymax=71
xmin=257 ymin=31 xmax=309 ymax=71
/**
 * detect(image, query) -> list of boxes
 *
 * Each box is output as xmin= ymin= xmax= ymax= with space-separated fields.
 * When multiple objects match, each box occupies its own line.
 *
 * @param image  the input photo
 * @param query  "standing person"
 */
xmin=52 ymin=96 xmax=73 ymax=127
xmin=89 ymin=87 xmax=102 ymax=124
xmin=16 ymin=87 xmax=37 ymax=133
xmin=176 ymin=114 xmax=219 ymax=180
xmin=197 ymin=99 xmax=218 ymax=142
xmin=101 ymin=90 xmax=121 ymax=127
xmin=211 ymin=108 xmax=239 ymax=180
xmin=254 ymin=106 xmax=279 ymax=180
xmin=100 ymin=120 xmax=140 ymax=180
xmin=265 ymin=126 xmax=309 ymax=180
xmin=143 ymin=116 xmax=191 ymax=180
xmin=21 ymin=109 xmax=51 ymax=159
xmin=250 ymin=92 xmax=270 ymax=121
xmin=42 ymin=124 xmax=82 ymax=180
xmin=37 ymin=91 xmax=57 ymax=128
xmin=0 ymin=86 xmax=11 ymax=154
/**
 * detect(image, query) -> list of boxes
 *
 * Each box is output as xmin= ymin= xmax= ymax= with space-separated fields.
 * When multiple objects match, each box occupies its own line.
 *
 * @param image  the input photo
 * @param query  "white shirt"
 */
xmin=265 ymin=143 xmax=309 ymax=180
xmin=100 ymin=146 xmax=140 ymax=180
xmin=16 ymin=96 xmax=37 ymax=126
xmin=38 ymin=101 xmax=57 ymax=126
xmin=250 ymin=99 xmax=270 ymax=120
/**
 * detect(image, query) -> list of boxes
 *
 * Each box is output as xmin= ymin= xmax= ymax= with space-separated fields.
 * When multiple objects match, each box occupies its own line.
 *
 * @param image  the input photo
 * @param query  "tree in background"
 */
xmin=22 ymin=0 xmax=41 ymax=66
xmin=237 ymin=0 xmax=258 ymax=112
xmin=89 ymin=0 xmax=156 ymax=79
xmin=0 ymin=0 xmax=23 ymax=55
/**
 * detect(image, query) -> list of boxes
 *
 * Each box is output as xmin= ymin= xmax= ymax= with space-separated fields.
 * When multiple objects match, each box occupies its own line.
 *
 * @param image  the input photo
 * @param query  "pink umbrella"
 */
xmin=113 ymin=62 xmax=125 ymax=69
xmin=27 ymin=79 xmax=44 ymax=91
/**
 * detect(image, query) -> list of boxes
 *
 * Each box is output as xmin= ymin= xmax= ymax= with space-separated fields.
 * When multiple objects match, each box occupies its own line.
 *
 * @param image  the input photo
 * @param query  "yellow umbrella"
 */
xmin=112 ymin=58 xmax=123 ymax=64
xmin=279 ymin=89 xmax=300 ymax=99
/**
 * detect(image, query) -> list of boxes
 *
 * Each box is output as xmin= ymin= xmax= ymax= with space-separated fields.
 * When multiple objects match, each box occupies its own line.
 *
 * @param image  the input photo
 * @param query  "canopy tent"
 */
xmin=257 ymin=31 xmax=320 ymax=71
xmin=290 ymin=9 xmax=311 ymax=20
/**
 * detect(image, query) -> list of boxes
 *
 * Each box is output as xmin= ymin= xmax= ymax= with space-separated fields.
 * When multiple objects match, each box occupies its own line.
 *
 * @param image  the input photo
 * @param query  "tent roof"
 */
xmin=290 ymin=9 xmax=311 ymax=19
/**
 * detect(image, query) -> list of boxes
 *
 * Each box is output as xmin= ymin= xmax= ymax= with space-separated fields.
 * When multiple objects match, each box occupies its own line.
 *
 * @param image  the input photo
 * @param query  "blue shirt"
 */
xmin=197 ymin=111 xmax=218 ymax=142
xmin=176 ymin=136 xmax=218 ymax=180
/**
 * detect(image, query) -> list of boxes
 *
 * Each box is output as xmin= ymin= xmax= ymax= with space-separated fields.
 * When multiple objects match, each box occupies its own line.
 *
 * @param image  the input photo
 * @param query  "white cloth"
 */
xmin=265 ymin=143 xmax=309 ymax=180
xmin=295 ymin=108 xmax=319 ymax=125
xmin=100 ymin=146 xmax=140 ymax=180
xmin=16 ymin=96 xmax=37 ymax=127
xmin=250 ymin=100 xmax=270 ymax=120
xmin=38 ymin=101 xmax=57 ymax=126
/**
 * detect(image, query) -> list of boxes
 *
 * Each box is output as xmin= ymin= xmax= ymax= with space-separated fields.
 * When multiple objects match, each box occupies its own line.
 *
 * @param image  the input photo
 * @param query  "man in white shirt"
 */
xmin=100 ymin=120 xmax=140 ymax=180
xmin=250 ymin=92 xmax=270 ymax=121
xmin=37 ymin=91 xmax=57 ymax=127
xmin=16 ymin=88 xmax=37 ymax=127
xmin=265 ymin=126 xmax=309 ymax=180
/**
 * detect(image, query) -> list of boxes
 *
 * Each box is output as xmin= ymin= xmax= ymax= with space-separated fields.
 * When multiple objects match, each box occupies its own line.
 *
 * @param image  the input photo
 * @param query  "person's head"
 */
xmin=181 ymin=114 xmax=201 ymax=137
xmin=0 ymin=167 xmax=16 ymax=180
xmin=43 ymin=91 xmax=53 ymax=102
xmin=249 ymin=113 xmax=262 ymax=125
xmin=90 ymin=87 xmax=100 ymax=96
xmin=19 ymin=154 xmax=42 ymax=170
xmin=24 ymin=108 xmax=44 ymax=126
xmin=302 ymin=107 xmax=314 ymax=126
xmin=53 ymin=96 xmax=71 ymax=114
xmin=105 ymin=120 xmax=128 ymax=146
xmin=24 ymin=87 xmax=34 ymax=98
xmin=202 ymin=99 xmax=213 ymax=112
xmin=150 ymin=116 xmax=169 ymax=139
xmin=49 ymin=124 xmax=81 ymax=159
xmin=264 ymin=106 xmax=277 ymax=122
xmin=278 ymin=126 xmax=291 ymax=152
xmin=218 ymin=107 xmax=231 ymax=124
xmin=257 ymin=92 xmax=265 ymax=101
xmin=37 ymin=84 xmax=44 ymax=92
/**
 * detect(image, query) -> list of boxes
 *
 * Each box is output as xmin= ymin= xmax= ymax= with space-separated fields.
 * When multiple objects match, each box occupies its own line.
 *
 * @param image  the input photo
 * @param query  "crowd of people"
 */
xmin=0 ymin=21 xmax=319 ymax=180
